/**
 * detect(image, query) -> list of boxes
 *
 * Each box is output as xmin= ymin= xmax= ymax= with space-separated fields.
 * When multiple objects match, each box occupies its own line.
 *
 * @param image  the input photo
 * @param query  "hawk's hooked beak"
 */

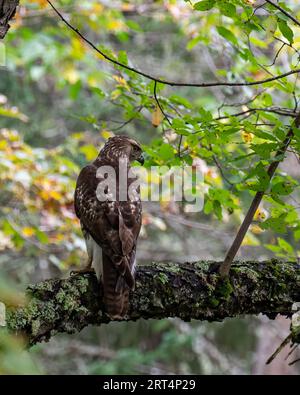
xmin=137 ymin=152 xmax=145 ymax=165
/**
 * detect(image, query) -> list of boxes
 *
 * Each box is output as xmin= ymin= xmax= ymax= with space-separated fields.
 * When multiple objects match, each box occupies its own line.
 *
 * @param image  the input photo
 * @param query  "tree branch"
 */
xmin=0 ymin=0 xmax=19 ymax=38
xmin=47 ymin=1 xmax=300 ymax=89
xmin=219 ymin=111 xmax=300 ymax=277
xmin=264 ymin=0 xmax=300 ymax=28
xmin=4 ymin=260 xmax=300 ymax=346
xmin=215 ymin=107 xmax=298 ymax=121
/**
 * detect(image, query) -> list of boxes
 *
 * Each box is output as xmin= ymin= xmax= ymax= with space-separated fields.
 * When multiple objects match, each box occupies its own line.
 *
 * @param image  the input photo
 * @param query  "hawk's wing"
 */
xmin=74 ymin=164 xmax=142 ymax=289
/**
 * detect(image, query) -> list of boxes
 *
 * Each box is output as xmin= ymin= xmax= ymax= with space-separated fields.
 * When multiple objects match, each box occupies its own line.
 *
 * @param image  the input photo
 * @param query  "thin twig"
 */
xmin=112 ymin=106 xmax=144 ymax=131
xmin=263 ymin=42 xmax=285 ymax=67
xmin=266 ymin=333 xmax=293 ymax=365
xmin=289 ymin=358 xmax=300 ymax=366
xmin=212 ymin=153 xmax=234 ymax=188
xmin=246 ymin=1 xmax=267 ymax=23
xmin=153 ymin=81 xmax=183 ymax=156
xmin=219 ymin=91 xmax=266 ymax=110
xmin=153 ymin=81 xmax=171 ymax=125
xmin=292 ymin=60 xmax=300 ymax=112
xmin=47 ymin=1 xmax=300 ymax=89
xmin=285 ymin=344 xmax=298 ymax=361
xmin=215 ymin=107 xmax=297 ymax=121
xmin=272 ymin=36 xmax=300 ymax=58
xmin=177 ymin=135 xmax=183 ymax=157
xmin=265 ymin=0 xmax=300 ymax=28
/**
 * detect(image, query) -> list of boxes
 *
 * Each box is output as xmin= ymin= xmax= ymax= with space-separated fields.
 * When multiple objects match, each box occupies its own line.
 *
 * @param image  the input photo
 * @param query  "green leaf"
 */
xmin=271 ymin=181 xmax=294 ymax=195
xmin=169 ymin=95 xmax=192 ymax=109
xmin=198 ymin=107 xmax=213 ymax=122
xmin=278 ymin=237 xmax=294 ymax=254
xmin=158 ymin=144 xmax=175 ymax=161
xmin=262 ymin=93 xmax=273 ymax=107
xmin=216 ymin=26 xmax=238 ymax=46
xmin=294 ymin=229 xmax=300 ymax=241
xmin=265 ymin=244 xmax=281 ymax=253
xmin=254 ymin=129 xmax=277 ymax=142
xmin=204 ymin=199 xmax=213 ymax=214
xmin=69 ymin=80 xmax=81 ymax=100
xmin=260 ymin=216 xmax=287 ymax=233
xmin=0 ymin=107 xmax=28 ymax=122
xmin=218 ymin=2 xmax=236 ymax=18
xmin=194 ymin=1 xmax=215 ymax=11
xmin=256 ymin=162 xmax=270 ymax=190
xmin=118 ymin=50 xmax=128 ymax=65
xmin=264 ymin=15 xmax=277 ymax=36
xmin=126 ymin=20 xmax=142 ymax=32
xmin=251 ymin=143 xmax=278 ymax=159
xmin=249 ymin=36 xmax=268 ymax=48
xmin=278 ymin=19 xmax=294 ymax=44
xmin=187 ymin=36 xmax=202 ymax=50
xmin=213 ymin=200 xmax=222 ymax=220
xmin=172 ymin=119 xmax=190 ymax=135
xmin=36 ymin=230 xmax=49 ymax=244
xmin=91 ymin=87 xmax=105 ymax=99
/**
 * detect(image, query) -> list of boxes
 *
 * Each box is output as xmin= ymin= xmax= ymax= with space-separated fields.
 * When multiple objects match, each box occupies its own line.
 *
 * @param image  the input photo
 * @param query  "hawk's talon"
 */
xmin=70 ymin=267 xmax=95 ymax=276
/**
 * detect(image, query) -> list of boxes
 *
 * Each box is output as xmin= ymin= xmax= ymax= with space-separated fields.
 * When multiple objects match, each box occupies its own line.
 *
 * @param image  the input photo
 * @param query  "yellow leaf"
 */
xmin=107 ymin=20 xmax=125 ymax=32
xmin=71 ymin=132 xmax=84 ymax=140
xmin=28 ymin=0 xmax=48 ymax=8
xmin=111 ymin=89 xmax=121 ymax=100
xmin=121 ymin=4 xmax=135 ymax=12
xmin=113 ymin=75 xmax=130 ymax=91
xmin=22 ymin=227 xmax=35 ymax=238
xmin=49 ymin=190 xmax=62 ymax=200
xmin=101 ymin=130 xmax=114 ymax=139
xmin=0 ymin=140 xmax=7 ymax=150
xmin=80 ymin=145 xmax=98 ymax=161
xmin=250 ymin=224 xmax=264 ymax=235
xmin=254 ymin=208 xmax=268 ymax=221
xmin=242 ymin=233 xmax=260 ymax=246
xmin=95 ymin=52 xmax=105 ymax=61
xmin=152 ymin=104 xmax=163 ymax=127
xmin=87 ymin=76 xmax=99 ymax=87
xmin=242 ymin=131 xmax=254 ymax=143
xmin=63 ymin=67 xmax=79 ymax=84
xmin=39 ymin=190 xmax=49 ymax=200
xmin=92 ymin=4 xmax=104 ymax=13
xmin=71 ymin=38 xmax=85 ymax=60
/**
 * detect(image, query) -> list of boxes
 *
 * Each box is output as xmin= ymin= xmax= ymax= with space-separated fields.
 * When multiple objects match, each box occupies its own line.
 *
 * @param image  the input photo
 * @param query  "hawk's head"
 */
xmin=99 ymin=135 xmax=144 ymax=165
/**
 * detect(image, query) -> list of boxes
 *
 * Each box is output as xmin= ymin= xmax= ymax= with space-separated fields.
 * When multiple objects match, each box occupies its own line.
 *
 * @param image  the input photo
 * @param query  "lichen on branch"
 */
xmin=5 ymin=260 xmax=300 ymax=346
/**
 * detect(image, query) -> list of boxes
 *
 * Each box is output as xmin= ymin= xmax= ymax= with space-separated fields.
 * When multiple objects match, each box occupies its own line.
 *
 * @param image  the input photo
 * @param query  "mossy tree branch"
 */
xmin=4 ymin=260 xmax=300 ymax=346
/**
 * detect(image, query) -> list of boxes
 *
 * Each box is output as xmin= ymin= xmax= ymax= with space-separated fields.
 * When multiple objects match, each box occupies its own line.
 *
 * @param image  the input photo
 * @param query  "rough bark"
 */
xmin=4 ymin=260 xmax=300 ymax=346
xmin=0 ymin=0 xmax=19 ymax=38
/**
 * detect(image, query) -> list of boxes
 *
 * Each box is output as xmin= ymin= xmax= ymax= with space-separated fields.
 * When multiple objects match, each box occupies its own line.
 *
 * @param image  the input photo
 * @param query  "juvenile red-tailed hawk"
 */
xmin=74 ymin=136 xmax=144 ymax=319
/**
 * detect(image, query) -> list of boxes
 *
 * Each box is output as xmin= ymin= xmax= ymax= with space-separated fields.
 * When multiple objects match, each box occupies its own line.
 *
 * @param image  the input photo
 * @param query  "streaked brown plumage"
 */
xmin=74 ymin=135 xmax=143 ymax=319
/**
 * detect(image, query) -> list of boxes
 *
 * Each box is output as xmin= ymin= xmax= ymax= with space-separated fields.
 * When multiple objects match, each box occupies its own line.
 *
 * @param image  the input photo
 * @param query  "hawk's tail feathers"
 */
xmin=102 ymin=253 xmax=133 ymax=319
xmin=113 ymin=256 xmax=135 ymax=290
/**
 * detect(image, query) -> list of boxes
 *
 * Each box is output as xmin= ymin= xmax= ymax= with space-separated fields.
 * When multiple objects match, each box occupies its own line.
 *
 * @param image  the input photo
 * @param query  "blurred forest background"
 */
xmin=0 ymin=0 xmax=300 ymax=374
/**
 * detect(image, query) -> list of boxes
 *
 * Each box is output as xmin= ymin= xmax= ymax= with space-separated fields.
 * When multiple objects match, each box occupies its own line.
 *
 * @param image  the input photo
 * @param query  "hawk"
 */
xmin=74 ymin=135 xmax=144 ymax=319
